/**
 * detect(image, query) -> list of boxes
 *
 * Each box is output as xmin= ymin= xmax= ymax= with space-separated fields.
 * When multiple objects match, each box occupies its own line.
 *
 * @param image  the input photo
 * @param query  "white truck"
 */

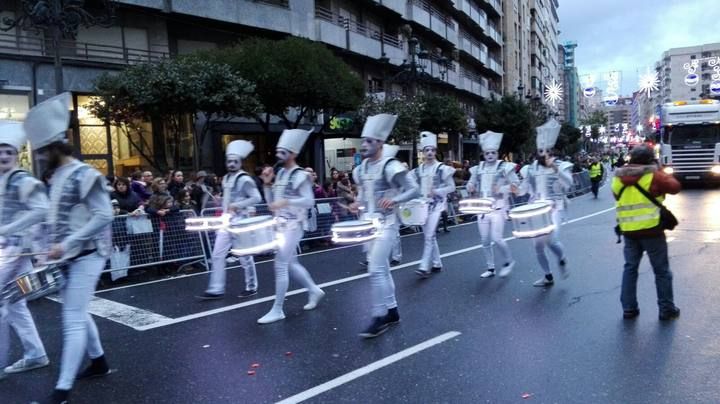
xmin=659 ymin=100 xmax=720 ymax=183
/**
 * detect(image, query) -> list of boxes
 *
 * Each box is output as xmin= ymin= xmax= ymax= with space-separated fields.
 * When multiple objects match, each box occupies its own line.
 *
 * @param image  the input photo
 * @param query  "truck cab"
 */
xmin=659 ymin=100 xmax=720 ymax=183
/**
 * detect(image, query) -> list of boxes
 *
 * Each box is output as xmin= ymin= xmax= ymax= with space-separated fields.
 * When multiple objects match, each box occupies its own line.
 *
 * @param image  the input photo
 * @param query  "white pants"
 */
xmin=419 ymin=205 xmax=444 ymax=271
xmin=269 ymin=225 xmax=321 ymax=312
xmin=207 ymin=229 xmax=257 ymax=294
xmin=56 ymin=252 xmax=106 ymax=391
xmin=477 ymin=209 xmax=513 ymax=269
xmin=532 ymin=209 xmax=566 ymax=275
xmin=363 ymin=227 xmax=402 ymax=262
xmin=367 ymin=220 xmax=399 ymax=317
xmin=0 ymin=255 xmax=47 ymax=369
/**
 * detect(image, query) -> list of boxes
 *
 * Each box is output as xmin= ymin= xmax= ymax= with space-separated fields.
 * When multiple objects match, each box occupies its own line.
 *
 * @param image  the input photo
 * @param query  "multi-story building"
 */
xmin=502 ymin=0 xmax=531 ymax=96
xmin=0 ymin=0 xmax=504 ymax=176
xmin=603 ymin=96 xmax=633 ymax=135
xmin=528 ymin=0 xmax=559 ymax=107
xmin=654 ymin=42 xmax=720 ymax=106
xmin=557 ymin=41 xmax=580 ymax=127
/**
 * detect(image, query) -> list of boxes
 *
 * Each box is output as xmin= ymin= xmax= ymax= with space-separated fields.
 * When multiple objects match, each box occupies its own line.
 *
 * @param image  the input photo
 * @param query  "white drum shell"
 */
xmin=331 ymin=220 xmax=379 ymax=244
xmin=459 ymin=198 xmax=495 ymax=214
xmin=509 ymin=202 xmax=555 ymax=238
xmin=228 ymin=216 xmax=277 ymax=255
xmin=398 ymin=199 xmax=429 ymax=226
xmin=2 ymin=265 xmax=66 ymax=304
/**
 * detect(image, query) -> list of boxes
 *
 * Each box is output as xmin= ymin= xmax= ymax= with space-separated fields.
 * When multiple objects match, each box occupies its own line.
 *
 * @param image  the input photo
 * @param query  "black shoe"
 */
xmin=623 ymin=309 xmax=640 ymax=319
xmin=659 ymin=307 xmax=680 ymax=321
xmin=238 ymin=289 xmax=258 ymax=298
xmin=77 ymin=355 xmax=111 ymax=380
xmin=443 ymin=228 xmax=450 ymax=233
xmin=390 ymin=260 xmax=401 ymax=266
xmin=36 ymin=389 xmax=70 ymax=404
xmin=414 ymin=268 xmax=431 ymax=278
xmin=359 ymin=261 xmax=368 ymax=267
xmin=431 ymin=266 xmax=443 ymax=273
xmin=196 ymin=292 xmax=224 ymax=301
xmin=385 ymin=307 xmax=400 ymax=325
xmin=359 ymin=317 xmax=390 ymax=338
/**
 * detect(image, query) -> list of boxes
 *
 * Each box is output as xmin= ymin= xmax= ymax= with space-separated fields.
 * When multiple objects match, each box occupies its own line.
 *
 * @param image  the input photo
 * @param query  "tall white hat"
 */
xmin=24 ymin=92 xmax=72 ymax=150
xmin=479 ymin=130 xmax=503 ymax=152
xmin=536 ymin=118 xmax=561 ymax=150
xmin=226 ymin=139 xmax=254 ymax=158
xmin=361 ymin=113 xmax=398 ymax=141
xmin=382 ymin=144 xmax=400 ymax=158
xmin=419 ymin=131 xmax=437 ymax=149
xmin=277 ymin=128 xmax=313 ymax=154
xmin=0 ymin=121 xmax=27 ymax=151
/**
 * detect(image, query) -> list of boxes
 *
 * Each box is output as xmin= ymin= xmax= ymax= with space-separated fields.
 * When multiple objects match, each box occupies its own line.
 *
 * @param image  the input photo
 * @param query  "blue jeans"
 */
xmin=621 ymin=235 xmax=676 ymax=313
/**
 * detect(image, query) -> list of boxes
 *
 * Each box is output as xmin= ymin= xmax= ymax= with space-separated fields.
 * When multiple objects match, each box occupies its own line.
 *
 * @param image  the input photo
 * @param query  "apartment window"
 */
xmin=690 ymin=55 xmax=696 ymax=59
xmin=690 ymin=88 xmax=696 ymax=92
xmin=368 ymin=77 xmax=383 ymax=93
xmin=701 ymin=51 xmax=711 ymax=57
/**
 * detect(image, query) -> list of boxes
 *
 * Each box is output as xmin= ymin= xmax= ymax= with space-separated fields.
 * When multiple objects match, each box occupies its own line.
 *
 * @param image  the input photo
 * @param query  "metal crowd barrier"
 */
xmin=97 ymin=170 xmax=602 ymax=279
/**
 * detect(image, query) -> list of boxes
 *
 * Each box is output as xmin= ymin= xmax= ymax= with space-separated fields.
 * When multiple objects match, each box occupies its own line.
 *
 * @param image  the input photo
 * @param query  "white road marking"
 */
xmin=128 ymin=206 xmax=616 ymax=331
xmin=45 ymin=295 xmax=172 ymax=328
xmin=275 ymin=331 xmax=461 ymax=404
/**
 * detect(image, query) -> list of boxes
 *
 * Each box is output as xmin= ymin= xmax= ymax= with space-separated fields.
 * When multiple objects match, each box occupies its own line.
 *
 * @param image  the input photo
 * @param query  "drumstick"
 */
xmin=1 ymin=250 xmax=51 ymax=258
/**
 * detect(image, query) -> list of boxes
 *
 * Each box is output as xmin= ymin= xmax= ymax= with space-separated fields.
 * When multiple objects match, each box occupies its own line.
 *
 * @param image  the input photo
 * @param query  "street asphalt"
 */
xmin=2 ymin=183 xmax=719 ymax=404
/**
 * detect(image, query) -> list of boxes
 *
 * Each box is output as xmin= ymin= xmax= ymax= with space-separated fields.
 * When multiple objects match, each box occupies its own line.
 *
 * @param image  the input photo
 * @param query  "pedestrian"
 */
xmin=349 ymin=113 xmax=420 ymax=338
xmin=150 ymin=177 xmax=170 ymax=198
xmin=175 ymin=189 xmax=196 ymax=211
xmin=197 ymin=140 xmax=261 ymax=301
xmin=189 ymin=170 xmax=211 ymax=213
xmin=612 ymin=145 xmax=681 ymax=320
xmin=467 ymin=131 xmax=519 ymax=279
xmin=518 ymin=119 xmax=573 ymax=287
xmin=111 ymin=177 xmax=142 ymax=214
xmin=588 ymin=156 xmax=605 ymax=198
xmin=25 ymin=93 xmax=114 ymax=403
xmin=142 ymin=170 xmax=154 ymax=187
xmin=257 ymin=129 xmax=325 ymax=324
xmin=131 ymin=170 xmax=152 ymax=202
xmin=0 ymin=121 xmax=49 ymax=382
xmin=412 ymin=131 xmax=455 ymax=278
xmin=167 ymin=170 xmax=185 ymax=198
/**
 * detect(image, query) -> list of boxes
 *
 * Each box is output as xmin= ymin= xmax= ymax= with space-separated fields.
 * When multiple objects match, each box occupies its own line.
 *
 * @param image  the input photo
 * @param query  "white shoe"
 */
xmin=4 ymin=356 xmax=49 ymax=374
xmin=257 ymin=310 xmax=286 ymax=324
xmin=303 ymin=289 xmax=325 ymax=311
xmin=499 ymin=261 xmax=516 ymax=278
xmin=533 ymin=276 xmax=554 ymax=287
xmin=480 ymin=270 xmax=496 ymax=278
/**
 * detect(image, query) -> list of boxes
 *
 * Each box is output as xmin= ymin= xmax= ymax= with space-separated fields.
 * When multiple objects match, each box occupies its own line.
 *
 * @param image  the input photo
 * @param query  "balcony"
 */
xmin=488 ymin=57 xmax=502 ymax=75
xmin=453 ymin=0 xmax=488 ymax=31
xmin=477 ymin=0 xmax=503 ymax=17
xmin=373 ymin=0 xmax=406 ymax=16
xmin=0 ymin=31 xmax=169 ymax=65
xmin=170 ymin=0 xmax=293 ymax=34
xmin=407 ymin=0 xmax=457 ymax=45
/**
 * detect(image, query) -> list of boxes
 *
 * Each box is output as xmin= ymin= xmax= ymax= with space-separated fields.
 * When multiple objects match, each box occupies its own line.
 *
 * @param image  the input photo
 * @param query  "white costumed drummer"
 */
xmin=467 ymin=131 xmax=519 ymax=278
xmin=258 ymin=129 xmax=325 ymax=324
xmin=25 ymin=93 xmax=114 ymax=404
xmin=518 ymin=119 xmax=573 ymax=287
xmin=412 ymin=131 xmax=456 ymax=278
xmin=198 ymin=140 xmax=261 ymax=300
xmin=0 ymin=121 xmax=49 ymax=381
xmin=349 ymin=114 xmax=419 ymax=338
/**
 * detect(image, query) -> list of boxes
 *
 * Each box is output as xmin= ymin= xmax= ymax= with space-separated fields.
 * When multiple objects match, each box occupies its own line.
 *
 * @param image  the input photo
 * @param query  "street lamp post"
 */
xmin=0 ymin=0 xmax=117 ymax=95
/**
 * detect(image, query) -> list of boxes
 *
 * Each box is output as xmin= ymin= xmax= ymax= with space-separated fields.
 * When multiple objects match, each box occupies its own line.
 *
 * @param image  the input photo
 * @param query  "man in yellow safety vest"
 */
xmin=588 ymin=156 xmax=604 ymax=198
xmin=612 ymin=145 xmax=681 ymax=321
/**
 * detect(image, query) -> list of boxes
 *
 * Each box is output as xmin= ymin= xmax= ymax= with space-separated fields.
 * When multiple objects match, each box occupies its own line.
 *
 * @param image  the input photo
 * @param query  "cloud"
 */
xmin=558 ymin=0 xmax=719 ymax=95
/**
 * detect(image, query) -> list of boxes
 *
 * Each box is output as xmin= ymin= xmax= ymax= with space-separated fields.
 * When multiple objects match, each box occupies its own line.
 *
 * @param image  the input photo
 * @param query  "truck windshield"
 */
xmin=668 ymin=125 xmax=720 ymax=145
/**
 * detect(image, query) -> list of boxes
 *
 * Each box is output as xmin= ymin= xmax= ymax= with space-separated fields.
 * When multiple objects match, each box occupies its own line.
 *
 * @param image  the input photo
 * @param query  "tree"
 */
xmin=556 ymin=122 xmax=582 ymax=155
xmin=355 ymin=94 xmax=424 ymax=145
xmin=197 ymin=37 xmax=365 ymax=133
xmin=474 ymin=95 xmax=538 ymax=156
xmin=581 ymin=110 xmax=608 ymax=140
xmin=418 ymin=94 xmax=467 ymax=136
xmin=90 ymin=58 xmax=260 ymax=171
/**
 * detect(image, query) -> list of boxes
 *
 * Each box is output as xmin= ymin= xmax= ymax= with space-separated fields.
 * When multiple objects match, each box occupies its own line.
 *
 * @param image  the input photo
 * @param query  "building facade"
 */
xmin=557 ymin=41 xmax=580 ymax=127
xmin=654 ymin=42 xmax=720 ymax=106
xmin=0 ymin=0 xmax=506 ymax=176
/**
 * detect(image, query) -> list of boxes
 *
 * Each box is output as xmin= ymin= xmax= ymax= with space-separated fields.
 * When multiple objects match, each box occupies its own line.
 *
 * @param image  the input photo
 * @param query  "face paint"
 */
xmin=0 ymin=145 xmax=18 ymax=173
xmin=483 ymin=150 xmax=498 ymax=164
xmin=226 ymin=155 xmax=241 ymax=172
xmin=360 ymin=138 xmax=380 ymax=159
xmin=423 ymin=147 xmax=437 ymax=161
xmin=275 ymin=148 xmax=290 ymax=165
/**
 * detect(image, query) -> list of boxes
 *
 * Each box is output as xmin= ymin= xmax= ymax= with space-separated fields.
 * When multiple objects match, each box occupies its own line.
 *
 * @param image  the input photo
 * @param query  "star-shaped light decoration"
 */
xmin=544 ymin=79 xmax=563 ymax=106
xmin=638 ymin=67 xmax=659 ymax=97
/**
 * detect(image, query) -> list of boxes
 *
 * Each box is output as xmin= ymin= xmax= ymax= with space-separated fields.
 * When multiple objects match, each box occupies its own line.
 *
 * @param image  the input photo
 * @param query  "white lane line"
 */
xmin=132 ymin=206 xmax=616 ymax=331
xmin=45 ymin=295 xmax=172 ymax=328
xmin=275 ymin=331 xmax=461 ymax=404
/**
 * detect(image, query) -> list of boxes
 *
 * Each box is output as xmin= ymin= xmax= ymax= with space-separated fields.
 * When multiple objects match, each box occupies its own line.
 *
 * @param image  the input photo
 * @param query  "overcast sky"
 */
xmin=558 ymin=0 xmax=720 ymax=96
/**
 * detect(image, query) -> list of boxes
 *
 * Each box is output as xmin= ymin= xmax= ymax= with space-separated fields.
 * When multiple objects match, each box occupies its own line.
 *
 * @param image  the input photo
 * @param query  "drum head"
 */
xmin=334 ymin=220 xmax=371 ymax=228
xmin=512 ymin=202 xmax=549 ymax=213
xmin=235 ymin=215 xmax=273 ymax=225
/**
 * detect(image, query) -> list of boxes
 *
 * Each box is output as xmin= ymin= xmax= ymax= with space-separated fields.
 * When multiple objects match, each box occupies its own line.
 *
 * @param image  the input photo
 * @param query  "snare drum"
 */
xmin=398 ymin=199 xmax=429 ymax=226
xmin=185 ymin=214 xmax=230 ymax=232
xmin=2 ymin=264 xmax=66 ymax=304
xmin=227 ymin=215 xmax=278 ymax=256
xmin=508 ymin=202 xmax=555 ymax=238
xmin=331 ymin=219 xmax=380 ymax=244
xmin=459 ymin=198 xmax=495 ymax=215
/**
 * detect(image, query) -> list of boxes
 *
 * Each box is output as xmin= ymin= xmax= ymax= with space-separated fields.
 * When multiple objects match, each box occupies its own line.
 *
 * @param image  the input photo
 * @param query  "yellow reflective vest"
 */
xmin=612 ymin=172 xmax=663 ymax=232
xmin=589 ymin=163 xmax=602 ymax=179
